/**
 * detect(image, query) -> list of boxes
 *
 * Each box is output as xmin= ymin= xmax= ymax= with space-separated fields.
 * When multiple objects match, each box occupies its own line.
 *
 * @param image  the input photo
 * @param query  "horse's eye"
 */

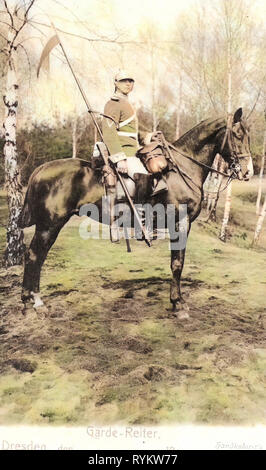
xmin=232 ymin=124 xmax=241 ymax=137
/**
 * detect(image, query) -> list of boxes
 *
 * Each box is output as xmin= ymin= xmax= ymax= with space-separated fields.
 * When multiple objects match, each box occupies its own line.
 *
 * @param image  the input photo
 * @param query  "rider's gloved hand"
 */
xmin=109 ymin=152 xmax=128 ymax=174
xmin=116 ymin=159 xmax=128 ymax=174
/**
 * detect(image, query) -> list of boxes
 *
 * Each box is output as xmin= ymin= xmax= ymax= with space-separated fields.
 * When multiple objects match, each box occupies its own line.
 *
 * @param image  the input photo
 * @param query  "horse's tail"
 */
xmin=18 ymin=189 xmax=35 ymax=228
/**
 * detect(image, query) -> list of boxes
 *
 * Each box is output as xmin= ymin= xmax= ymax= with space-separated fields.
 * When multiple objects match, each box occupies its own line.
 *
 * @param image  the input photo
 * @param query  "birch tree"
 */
xmin=253 ymin=195 xmax=266 ymax=245
xmin=175 ymin=73 xmax=183 ymax=140
xmin=218 ymin=0 xmax=252 ymax=241
xmin=256 ymin=128 xmax=266 ymax=214
xmin=1 ymin=0 xmax=36 ymax=266
xmin=219 ymin=0 xmax=234 ymax=241
xmin=205 ymin=154 xmax=227 ymax=222
xmin=219 ymin=181 xmax=232 ymax=242
xmin=138 ymin=21 xmax=161 ymax=132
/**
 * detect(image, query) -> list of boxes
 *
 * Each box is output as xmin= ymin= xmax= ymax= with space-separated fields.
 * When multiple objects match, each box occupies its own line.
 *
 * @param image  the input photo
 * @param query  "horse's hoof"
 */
xmin=34 ymin=305 xmax=49 ymax=319
xmin=31 ymin=292 xmax=44 ymax=309
xmin=21 ymin=304 xmax=38 ymax=319
xmin=22 ymin=302 xmax=30 ymax=315
xmin=21 ymin=291 xmax=33 ymax=304
xmin=176 ymin=310 xmax=190 ymax=320
xmin=171 ymin=303 xmax=177 ymax=312
xmin=33 ymin=300 xmax=44 ymax=309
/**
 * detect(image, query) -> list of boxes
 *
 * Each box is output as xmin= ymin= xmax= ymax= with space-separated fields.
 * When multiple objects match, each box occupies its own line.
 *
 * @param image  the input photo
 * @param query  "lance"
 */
xmin=37 ymin=23 xmax=151 ymax=248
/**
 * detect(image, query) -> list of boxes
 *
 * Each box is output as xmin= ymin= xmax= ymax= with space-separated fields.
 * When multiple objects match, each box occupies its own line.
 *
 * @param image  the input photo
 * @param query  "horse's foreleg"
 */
xmin=170 ymin=220 xmax=190 ymax=319
xmin=22 ymin=223 xmax=65 ymax=308
xmin=170 ymin=247 xmax=189 ymax=319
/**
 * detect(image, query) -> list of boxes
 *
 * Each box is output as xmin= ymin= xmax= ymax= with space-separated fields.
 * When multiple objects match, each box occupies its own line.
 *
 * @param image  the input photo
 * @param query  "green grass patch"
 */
xmin=0 ymin=179 xmax=265 ymax=426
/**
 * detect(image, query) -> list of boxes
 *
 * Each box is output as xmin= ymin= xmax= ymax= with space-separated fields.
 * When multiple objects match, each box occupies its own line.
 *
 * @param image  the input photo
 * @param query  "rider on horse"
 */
xmin=102 ymin=70 xmax=144 ymax=171
xmin=101 ymin=70 xmax=168 ymax=240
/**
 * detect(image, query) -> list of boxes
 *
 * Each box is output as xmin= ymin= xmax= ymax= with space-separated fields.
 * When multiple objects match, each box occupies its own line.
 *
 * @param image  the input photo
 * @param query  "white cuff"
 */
xmin=144 ymin=132 xmax=153 ymax=145
xmin=109 ymin=152 xmax=127 ymax=164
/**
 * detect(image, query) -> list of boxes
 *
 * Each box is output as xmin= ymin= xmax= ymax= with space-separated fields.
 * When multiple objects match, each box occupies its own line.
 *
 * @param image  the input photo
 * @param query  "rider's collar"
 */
xmin=114 ymin=91 xmax=129 ymax=100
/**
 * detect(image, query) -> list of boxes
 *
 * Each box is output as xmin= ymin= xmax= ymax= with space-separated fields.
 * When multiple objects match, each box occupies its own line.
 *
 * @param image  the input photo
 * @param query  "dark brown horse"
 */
xmin=18 ymin=108 xmax=253 ymax=319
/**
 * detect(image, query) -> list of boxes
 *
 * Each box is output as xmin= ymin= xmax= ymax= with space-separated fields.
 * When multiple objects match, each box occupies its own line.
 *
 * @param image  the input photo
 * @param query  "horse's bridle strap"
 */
xmin=167 ymin=142 xmax=231 ymax=178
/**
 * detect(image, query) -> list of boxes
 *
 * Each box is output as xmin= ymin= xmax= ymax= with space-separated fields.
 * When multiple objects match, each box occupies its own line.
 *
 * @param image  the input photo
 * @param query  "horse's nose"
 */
xmin=243 ymin=168 xmax=253 ymax=181
xmin=246 ymin=157 xmax=254 ymax=180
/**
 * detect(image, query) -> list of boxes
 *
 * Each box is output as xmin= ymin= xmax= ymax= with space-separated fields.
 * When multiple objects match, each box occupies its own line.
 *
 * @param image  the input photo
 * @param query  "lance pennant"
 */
xmin=37 ymin=35 xmax=60 ymax=78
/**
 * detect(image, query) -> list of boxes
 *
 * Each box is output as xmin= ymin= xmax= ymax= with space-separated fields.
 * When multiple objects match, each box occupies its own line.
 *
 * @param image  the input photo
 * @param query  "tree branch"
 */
xmin=0 ymin=18 xmax=16 ymax=30
xmin=24 ymin=0 xmax=35 ymax=20
xmin=247 ymin=87 xmax=262 ymax=119
xmin=16 ymin=35 xmax=42 ymax=44
xmin=0 ymin=30 xmax=8 ymax=42
xmin=50 ymin=0 xmax=127 ymax=43
xmin=29 ymin=19 xmax=145 ymax=45
xmin=0 ymin=48 xmax=8 ymax=57
xmin=8 ymin=1 xmax=36 ymax=52
xmin=17 ymin=42 xmax=32 ymax=85
xmin=28 ymin=21 xmax=48 ymax=38
xmin=3 ymin=0 xmax=14 ymax=28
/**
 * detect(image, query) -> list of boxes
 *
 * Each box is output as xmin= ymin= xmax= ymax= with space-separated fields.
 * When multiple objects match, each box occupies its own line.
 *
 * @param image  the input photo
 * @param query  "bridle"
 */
xmin=162 ymin=114 xmax=251 ymax=194
xmin=219 ymin=113 xmax=251 ymax=180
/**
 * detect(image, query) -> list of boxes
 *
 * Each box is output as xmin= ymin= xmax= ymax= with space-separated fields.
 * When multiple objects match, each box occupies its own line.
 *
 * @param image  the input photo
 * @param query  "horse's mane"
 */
xmin=172 ymin=117 xmax=226 ymax=149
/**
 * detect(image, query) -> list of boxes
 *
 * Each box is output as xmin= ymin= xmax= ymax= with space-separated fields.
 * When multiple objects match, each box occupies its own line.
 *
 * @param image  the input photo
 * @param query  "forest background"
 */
xmin=0 ymin=0 xmax=265 ymax=187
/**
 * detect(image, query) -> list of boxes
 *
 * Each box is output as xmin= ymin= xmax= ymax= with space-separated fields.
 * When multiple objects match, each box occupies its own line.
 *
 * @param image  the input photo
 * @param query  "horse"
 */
xmin=18 ymin=108 xmax=253 ymax=319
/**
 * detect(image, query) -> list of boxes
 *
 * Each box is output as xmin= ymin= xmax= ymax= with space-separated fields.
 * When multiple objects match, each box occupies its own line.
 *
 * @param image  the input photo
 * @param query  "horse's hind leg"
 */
xmin=170 ymin=219 xmax=191 ymax=320
xmin=22 ymin=222 xmax=66 ymax=308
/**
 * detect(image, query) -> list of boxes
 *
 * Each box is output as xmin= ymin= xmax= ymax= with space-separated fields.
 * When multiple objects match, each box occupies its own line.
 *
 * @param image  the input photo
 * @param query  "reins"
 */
xmin=160 ymin=135 xmax=234 ymax=197
xmin=96 ymin=112 xmax=250 ymax=197
xmin=171 ymin=159 xmax=234 ymax=196
xmin=161 ymin=116 xmax=251 ymax=197
xmin=167 ymin=141 xmax=231 ymax=178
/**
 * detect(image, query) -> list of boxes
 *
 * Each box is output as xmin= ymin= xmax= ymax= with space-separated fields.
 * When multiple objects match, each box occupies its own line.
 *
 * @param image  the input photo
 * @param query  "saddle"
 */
xmin=92 ymin=142 xmax=168 ymax=204
xmin=137 ymin=141 xmax=168 ymax=174
xmin=92 ymin=142 xmax=169 ymax=243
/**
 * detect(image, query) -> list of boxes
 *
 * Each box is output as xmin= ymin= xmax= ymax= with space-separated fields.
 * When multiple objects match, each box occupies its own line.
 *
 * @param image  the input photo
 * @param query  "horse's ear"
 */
xmin=233 ymin=108 xmax=242 ymax=123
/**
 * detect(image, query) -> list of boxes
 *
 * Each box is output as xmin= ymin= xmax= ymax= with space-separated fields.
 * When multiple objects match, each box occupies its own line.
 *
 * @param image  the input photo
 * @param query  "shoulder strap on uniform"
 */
xmin=118 ymin=112 xmax=136 ymax=129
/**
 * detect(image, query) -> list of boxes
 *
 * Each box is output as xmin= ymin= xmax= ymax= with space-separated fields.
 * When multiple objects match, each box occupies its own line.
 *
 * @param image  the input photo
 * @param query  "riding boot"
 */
xmin=134 ymin=173 xmax=153 ymax=241
xmin=134 ymin=173 xmax=153 ymax=205
xmin=103 ymin=166 xmax=120 ymax=243
xmin=134 ymin=206 xmax=146 ymax=240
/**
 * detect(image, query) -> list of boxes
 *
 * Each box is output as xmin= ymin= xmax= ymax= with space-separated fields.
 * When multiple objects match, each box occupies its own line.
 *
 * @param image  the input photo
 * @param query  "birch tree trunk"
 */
xmin=227 ymin=42 xmax=232 ymax=116
xmin=256 ymin=130 xmax=266 ymax=214
xmin=219 ymin=39 xmax=232 ymax=241
xmin=206 ymin=174 xmax=223 ymax=222
xmin=205 ymin=154 xmax=222 ymax=221
xmin=219 ymin=180 xmax=232 ymax=242
xmin=253 ymin=195 xmax=266 ymax=245
xmin=151 ymin=46 xmax=157 ymax=132
xmin=175 ymin=74 xmax=183 ymax=141
xmin=3 ymin=30 xmax=25 ymax=266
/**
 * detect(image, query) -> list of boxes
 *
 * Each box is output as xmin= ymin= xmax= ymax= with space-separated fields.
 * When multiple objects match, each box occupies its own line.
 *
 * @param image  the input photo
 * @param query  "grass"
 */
xmin=0 ymin=178 xmax=265 ymax=426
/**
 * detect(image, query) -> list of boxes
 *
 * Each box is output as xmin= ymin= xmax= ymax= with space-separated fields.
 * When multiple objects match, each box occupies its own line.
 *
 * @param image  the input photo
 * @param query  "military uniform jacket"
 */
xmin=102 ymin=93 xmax=139 ymax=159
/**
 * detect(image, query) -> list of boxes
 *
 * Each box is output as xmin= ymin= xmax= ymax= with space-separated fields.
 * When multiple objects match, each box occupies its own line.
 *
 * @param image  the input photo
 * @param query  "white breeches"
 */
xmin=116 ymin=156 xmax=148 ymax=200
